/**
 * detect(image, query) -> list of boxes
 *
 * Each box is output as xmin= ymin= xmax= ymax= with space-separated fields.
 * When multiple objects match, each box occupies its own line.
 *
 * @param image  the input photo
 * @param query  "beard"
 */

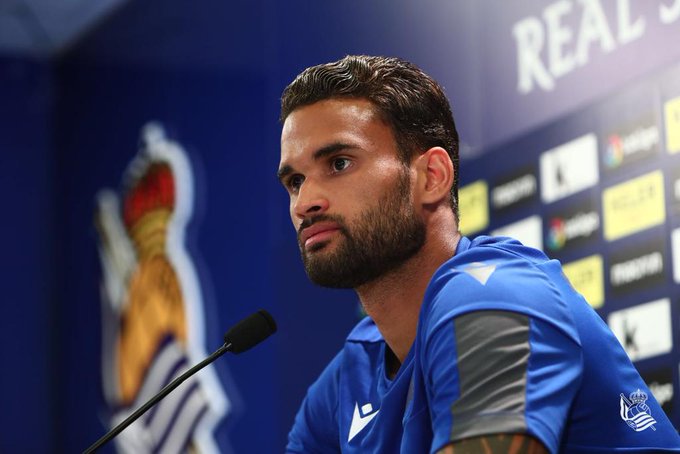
xmin=298 ymin=171 xmax=426 ymax=288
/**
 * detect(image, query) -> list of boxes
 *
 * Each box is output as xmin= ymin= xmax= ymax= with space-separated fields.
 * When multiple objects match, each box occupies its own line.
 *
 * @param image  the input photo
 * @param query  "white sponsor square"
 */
xmin=491 ymin=215 xmax=543 ymax=251
xmin=540 ymin=133 xmax=599 ymax=203
xmin=608 ymin=298 xmax=672 ymax=362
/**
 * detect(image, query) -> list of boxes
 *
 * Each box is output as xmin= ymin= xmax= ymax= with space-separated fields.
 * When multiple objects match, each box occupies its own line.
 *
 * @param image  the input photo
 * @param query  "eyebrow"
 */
xmin=277 ymin=142 xmax=357 ymax=182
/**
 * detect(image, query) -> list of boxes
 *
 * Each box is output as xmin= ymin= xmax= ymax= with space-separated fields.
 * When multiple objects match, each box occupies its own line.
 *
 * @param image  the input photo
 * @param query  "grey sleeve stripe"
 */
xmin=450 ymin=310 xmax=530 ymax=441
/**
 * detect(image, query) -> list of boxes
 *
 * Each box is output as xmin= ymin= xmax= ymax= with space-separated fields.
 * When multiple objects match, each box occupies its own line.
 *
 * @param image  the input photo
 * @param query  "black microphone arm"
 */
xmin=83 ymin=309 xmax=277 ymax=454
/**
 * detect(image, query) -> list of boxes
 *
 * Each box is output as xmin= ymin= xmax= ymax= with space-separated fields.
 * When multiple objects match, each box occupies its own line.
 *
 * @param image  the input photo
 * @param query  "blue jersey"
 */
xmin=287 ymin=236 xmax=680 ymax=453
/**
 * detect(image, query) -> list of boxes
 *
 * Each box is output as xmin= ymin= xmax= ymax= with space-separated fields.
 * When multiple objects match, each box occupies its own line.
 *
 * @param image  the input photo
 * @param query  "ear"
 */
xmin=414 ymin=147 xmax=454 ymax=205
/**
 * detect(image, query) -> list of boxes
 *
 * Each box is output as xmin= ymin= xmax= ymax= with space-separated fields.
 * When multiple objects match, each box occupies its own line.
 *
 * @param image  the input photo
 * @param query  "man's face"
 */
xmin=278 ymin=98 xmax=426 ymax=288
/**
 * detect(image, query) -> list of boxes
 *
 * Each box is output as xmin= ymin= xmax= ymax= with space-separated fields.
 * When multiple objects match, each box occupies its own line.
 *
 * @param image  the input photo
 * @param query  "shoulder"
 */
xmin=287 ymin=317 xmax=383 ymax=452
xmin=421 ymin=235 xmax=580 ymax=343
xmin=307 ymin=317 xmax=383 ymax=389
xmin=426 ymin=235 xmax=557 ymax=313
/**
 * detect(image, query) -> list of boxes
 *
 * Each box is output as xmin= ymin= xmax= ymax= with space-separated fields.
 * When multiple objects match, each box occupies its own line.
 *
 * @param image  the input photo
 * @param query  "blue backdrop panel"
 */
xmin=0 ymin=56 xmax=56 ymax=453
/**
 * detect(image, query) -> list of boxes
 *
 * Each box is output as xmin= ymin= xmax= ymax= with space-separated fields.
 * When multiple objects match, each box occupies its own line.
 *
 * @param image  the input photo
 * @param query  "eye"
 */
xmin=287 ymin=174 xmax=304 ymax=192
xmin=331 ymin=157 xmax=352 ymax=173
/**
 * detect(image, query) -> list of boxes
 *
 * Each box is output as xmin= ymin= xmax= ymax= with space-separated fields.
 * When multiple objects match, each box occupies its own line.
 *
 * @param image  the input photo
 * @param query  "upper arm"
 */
xmin=424 ymin=310 xmax=581 ymax=453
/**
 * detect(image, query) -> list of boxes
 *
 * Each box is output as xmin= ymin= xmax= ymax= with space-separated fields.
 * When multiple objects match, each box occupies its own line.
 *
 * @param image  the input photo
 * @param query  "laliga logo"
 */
xmin=547 ymin=217 xmax=567 ymax=251
xmin=605 ymin=126 xmax=659 ymax=169
xmin=546 ymin=211 xmax=599 ymax=251
xmin=95 ymin=123 xmax=228 ymax=453
xmin=619 ymin=389 xmax=657 ymax=432
xmin=605 ymin=134 xmax=624 ymax=169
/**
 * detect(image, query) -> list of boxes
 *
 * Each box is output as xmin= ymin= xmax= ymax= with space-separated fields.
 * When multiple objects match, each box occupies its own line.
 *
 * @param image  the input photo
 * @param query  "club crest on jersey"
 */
xmin=619 ymin=389 xmax=657 ymax=432
xmin=95 ymin=123 xmax=229 ymax=453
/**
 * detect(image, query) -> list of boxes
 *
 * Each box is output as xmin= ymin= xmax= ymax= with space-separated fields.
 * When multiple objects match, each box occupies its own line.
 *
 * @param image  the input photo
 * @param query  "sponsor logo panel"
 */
xmin=609 ymin=238 xmax=666 ymax=296
xmin=608 ymin=298 xmax=673 ymax=362
xmin=602 ymin=117 xmax=660 ymax=172
xmin=540 ymin=133 xmax=599 ymax=204
xmin=544 ymin=198 xmax=600 ymax=256
xmin=562 ymin=254 xmax=604 ymax=309
xmin=491 ymin=215 xmax=543 ymax=251
xmin=641 ymin=368 xmax=674 ymax=417
xmin=490 ymin=166 xmax=538 ymax=214
xmin=664 ymin=96 xmax=680 ymax=154
xmin=670 ymin=163 xmax=680 ymax=215
xmin=673 ymin=227 xmax=680 ymax=284
xmin=459 ymin=180 xmax=489 ymax=236
xmin=602 ymin=170 xmax=666 ymax=241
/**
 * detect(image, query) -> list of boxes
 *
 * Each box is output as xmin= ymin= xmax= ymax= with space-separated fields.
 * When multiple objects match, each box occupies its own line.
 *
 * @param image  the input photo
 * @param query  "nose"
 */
xmin=292 ymin=181 xmax=329 ymax=220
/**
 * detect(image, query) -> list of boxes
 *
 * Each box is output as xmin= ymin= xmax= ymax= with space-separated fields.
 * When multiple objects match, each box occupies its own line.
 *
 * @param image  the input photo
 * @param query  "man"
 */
xmin=277 ymin=55 xmax=680 ymax=453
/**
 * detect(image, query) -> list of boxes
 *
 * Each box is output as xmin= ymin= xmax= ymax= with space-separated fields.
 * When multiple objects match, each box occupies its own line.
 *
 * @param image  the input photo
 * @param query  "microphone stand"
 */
xmin=83 ymin=342 xmax=231 ymax=453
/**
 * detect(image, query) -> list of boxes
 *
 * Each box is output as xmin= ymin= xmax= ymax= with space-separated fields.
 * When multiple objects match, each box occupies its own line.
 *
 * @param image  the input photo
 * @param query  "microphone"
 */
xmin=224 ymin=308 xmax=277 ymax=353
xmin=84 ymin=309 xmax=277 ymax=453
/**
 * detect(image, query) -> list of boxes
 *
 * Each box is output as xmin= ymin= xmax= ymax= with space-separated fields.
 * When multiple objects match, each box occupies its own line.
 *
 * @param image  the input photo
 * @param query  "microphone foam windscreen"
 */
xmin=224 ymin=309 xmax=277 ymax=354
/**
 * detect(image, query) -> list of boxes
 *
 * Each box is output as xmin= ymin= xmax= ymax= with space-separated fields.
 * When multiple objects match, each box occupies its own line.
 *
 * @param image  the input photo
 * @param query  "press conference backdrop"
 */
xmin=3 ymin=0 xmax=680 ymax=452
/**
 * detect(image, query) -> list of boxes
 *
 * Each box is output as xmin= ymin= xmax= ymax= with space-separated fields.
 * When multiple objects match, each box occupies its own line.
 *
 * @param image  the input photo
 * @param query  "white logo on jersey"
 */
xmin=620 ymin=389 xmax=657 ymax=432
xmin=348 ymin=402 xmax=379 ymax=442
xmin=460 ymin=262 xmax=497 ymax=285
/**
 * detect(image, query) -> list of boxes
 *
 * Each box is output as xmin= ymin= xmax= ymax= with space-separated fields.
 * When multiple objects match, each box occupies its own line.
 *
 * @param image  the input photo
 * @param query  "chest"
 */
xmin=335 ymin=343 xmax=432 ymax=453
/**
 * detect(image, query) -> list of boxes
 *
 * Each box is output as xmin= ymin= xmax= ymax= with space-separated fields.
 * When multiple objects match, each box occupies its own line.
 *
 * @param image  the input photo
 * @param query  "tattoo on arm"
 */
xmin=438 ymin=433 xmax=548 ymax=454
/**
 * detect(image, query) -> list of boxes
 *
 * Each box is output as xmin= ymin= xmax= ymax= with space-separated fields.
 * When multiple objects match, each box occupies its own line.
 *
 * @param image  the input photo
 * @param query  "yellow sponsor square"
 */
xmin=665 ymin=96 xmax=680 ymax=154
xmin=562 ymin=254 xmax=604 ymax=309
xmin=459 ymin=180 xmax=489 ymax=235
xmin=602 ymin=170 xmax=665 ymax=241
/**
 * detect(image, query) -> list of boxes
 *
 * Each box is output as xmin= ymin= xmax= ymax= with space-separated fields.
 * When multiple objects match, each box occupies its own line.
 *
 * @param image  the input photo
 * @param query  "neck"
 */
xmin=356 ymin=229 xmax=461 ymax=365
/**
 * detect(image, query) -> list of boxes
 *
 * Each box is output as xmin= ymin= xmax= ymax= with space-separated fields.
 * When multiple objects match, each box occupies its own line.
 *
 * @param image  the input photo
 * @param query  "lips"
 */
xmin=299 ymin=222 xmax=341 ymax=248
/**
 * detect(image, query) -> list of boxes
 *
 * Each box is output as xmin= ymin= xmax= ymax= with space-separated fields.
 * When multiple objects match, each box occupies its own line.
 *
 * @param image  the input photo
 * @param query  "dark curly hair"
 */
xmin=280 ymin=55 xmax=460 ymax=221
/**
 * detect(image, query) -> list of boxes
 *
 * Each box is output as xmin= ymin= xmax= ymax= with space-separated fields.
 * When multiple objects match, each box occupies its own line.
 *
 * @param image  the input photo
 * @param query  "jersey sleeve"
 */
xmin=286 ymin=351 xmax=343 ymax=454
xmin=423 ymin=309 xmax=582 ymax=453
